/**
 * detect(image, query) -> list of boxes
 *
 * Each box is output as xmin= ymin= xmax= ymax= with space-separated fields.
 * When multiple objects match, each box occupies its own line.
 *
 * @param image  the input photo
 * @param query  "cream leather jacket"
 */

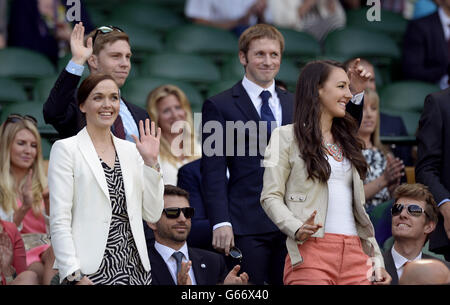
xmin=260 ymin=124 xmax=384 ymax=269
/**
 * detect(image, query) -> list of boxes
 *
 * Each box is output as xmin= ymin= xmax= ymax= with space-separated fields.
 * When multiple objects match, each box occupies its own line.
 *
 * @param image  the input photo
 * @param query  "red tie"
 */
xmin=113 ymin=115 xmax=126 ymax=139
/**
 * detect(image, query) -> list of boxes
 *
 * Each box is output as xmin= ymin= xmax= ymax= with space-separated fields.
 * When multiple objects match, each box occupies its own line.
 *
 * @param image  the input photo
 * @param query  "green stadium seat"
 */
xmin=120 ymin=77 xmax=204 ymax=113
xmin=206 ymin=80 xmax=240 ymax=99
xmin=277 ymin=28 xmax=321 ymax=63
xmin=114 ymin=23 xmax=164 ymax=56
xmin=0 ymin=78 xmax=28 ymax=105
xmin=108 ymin=4 xmax=185 ymax=32
xmin=41 ymin=137 xmax=53 ymax=160
xmin=379 ymin=81 xmax=440 ymax=113
xmin=0 ymin=47 xmax=56 ymax=80
xmin=346 ymin=9 xmax=407 ymax=44
xmin=140 ymin=53 xmax=221 ymax=85
xmin=323 ymin=27 xmax=400 ymax=65
xmin=165 ymin=25 xmax=238 ymax=59
xmin=33 ymin=77 xmax=58 ymax=103
xmin=0 ymin=101 xmax=57 ymax=137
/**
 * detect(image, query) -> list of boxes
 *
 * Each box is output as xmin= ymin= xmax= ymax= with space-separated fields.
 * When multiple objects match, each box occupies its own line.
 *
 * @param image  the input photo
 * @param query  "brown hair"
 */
xmin=85 ymin=28 xmax=130 ymax=56
xmin=293 ymin=60 xmax=368 ymax=182
xmin=393 ymin=183 xmax=438 ymax=224
xmin=77 ymin=73 xmax=118 ymax=107
xmin=164 ymin=184 xmax=189 ymax=201
xmin=238 ymin=24 xmax=285 ymax=55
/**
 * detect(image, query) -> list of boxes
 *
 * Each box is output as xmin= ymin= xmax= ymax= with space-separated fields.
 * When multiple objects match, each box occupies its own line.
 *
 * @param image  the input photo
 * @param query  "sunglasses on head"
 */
xmin=92 ymin=25 xmax=124 ymax=47
xmin=4 ymin=114 xmax=38 ymax=127
xmin=391 ymin=203 xmax=429 ymax=218
xmin=162 ymin=207 xmax=195 ymax=219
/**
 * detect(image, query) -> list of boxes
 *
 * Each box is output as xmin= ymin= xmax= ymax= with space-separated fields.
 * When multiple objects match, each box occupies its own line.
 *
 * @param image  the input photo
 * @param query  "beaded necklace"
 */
xmin=323 ymin=140 xmax=343 ymax=162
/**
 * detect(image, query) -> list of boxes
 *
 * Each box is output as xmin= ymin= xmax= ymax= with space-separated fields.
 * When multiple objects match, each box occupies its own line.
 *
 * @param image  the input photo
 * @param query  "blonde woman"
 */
xmin=0 ymin=115 xmax=55 ymax=284
xmin=357 ymin=89 xmax=405 ymax=213
xmin=147 ymin=85 xmax=201 ymax=185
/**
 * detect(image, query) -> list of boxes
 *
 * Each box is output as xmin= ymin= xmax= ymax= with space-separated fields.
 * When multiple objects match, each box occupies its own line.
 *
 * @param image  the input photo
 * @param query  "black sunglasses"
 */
xmin=163 ymin=207 xmax=195 ymax=219
xmin=4 ymin=113 xmax=38 ymax=126
xmin=391 ymin=203 xmax=429 ymax=218
xmin=92 ymin=25 xmax=124 ymax=47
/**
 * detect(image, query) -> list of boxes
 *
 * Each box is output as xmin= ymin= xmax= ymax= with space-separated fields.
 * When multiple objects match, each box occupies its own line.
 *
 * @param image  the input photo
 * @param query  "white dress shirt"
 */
xmin=391 ymin=246 xmax=422 ymax=280
xmin=154 ymin=241 xmax=197 ymax=285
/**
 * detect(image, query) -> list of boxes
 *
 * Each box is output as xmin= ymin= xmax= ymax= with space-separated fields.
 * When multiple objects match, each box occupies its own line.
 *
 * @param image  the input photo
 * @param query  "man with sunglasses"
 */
xmin=43 ymin=22 xmax=150 ymax=141
xmin=146 ymin=185 xmax=249 ymax=285
xmin=382 ymin=183 xmax=450 ymax=285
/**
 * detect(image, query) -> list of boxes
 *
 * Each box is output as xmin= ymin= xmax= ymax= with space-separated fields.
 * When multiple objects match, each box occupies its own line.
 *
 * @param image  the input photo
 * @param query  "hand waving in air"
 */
xmin=131 ymin=119 xmax=161 ymax=168
xmin=70 ymin=22 xmax=93 ymax=66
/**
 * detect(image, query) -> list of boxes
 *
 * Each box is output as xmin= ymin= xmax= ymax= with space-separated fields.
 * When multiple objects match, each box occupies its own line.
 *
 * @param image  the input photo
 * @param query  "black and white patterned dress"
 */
xmin=88 ymin=154 xmax=152 ymax=285
xmin=362 ymin=148 xmax=390 ymax=213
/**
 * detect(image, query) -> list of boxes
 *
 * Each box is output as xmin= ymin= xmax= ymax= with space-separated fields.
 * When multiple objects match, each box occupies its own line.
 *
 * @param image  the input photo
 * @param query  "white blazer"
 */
xmin=48 ymin=127 xmax=164 ymax=282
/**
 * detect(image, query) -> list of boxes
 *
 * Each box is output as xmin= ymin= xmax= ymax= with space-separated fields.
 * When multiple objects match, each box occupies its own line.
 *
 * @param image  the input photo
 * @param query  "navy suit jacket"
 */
xmin=383 ymin=246 xmax=450 ymax=285
xmin=402 ymin=12 xmax=448 ymax=83
xmin=416 ymin=88 xmax=450 ymax=258
xmin=148 ymin=243 xmax=228 ymax=285
xmin=380 ymin=112 xmax=413 ymax=166
xmin=43 ymin=69 xmax=150 ymax=139
xmin=177 ymin=159 xmax=214 ymax=251
xmin=201 ymin=80 xmax=363 ymax=235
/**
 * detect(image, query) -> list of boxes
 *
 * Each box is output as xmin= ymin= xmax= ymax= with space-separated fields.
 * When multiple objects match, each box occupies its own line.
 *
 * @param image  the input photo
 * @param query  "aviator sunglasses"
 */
xmin=163 ymin=207 xmax=195 ymax=219
xmin=92 ymin=25 xmax=124 ymax=46
xmin=3 ymin=113 xmax=38 ymax=127
xmin=391 ymin=203 xmax=429 ymax=218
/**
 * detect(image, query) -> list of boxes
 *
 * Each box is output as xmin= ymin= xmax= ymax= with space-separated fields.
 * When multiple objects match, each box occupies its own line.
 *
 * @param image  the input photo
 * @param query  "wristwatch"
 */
xmin=149 ymin=162 xmax=160 ymax=172
xmin=65 ymin=270 xmax=85 ymax=285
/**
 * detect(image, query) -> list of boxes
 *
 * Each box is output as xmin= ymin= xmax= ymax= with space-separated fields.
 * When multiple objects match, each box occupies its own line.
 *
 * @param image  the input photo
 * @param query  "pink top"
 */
xmin=16 ymin=199 xmax=47 ymax=234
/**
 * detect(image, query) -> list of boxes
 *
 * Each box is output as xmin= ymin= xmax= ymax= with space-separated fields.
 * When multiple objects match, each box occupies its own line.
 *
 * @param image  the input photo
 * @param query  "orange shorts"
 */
xmin=284 ymin=233 xmax=372 ymax=285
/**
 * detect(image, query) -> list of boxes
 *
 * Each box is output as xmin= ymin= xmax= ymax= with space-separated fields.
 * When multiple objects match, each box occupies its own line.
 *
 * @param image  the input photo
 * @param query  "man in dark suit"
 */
xmin=201 ymin=24 xmax=368 ymax=285
xmin=402 ymin=0 xmax=450 ymax=89
xmin=177 ymin=159 xmax=214 ymax=251
xmin=146 ymin=185 xmax=248 ymax=285
xmin=416 ymin=87 xmax=450 ymax=261
xmin=43 ymin=22 xmax=149 ymax=141
xmin=382 ymin=183 xmax=450 ymax=285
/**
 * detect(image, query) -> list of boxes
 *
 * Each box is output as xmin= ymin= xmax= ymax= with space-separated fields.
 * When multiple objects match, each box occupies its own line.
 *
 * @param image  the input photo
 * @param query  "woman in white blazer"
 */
xmin=261 ymin=60 xmax=391 ymax=285
xmin=48 ymin=74 xmax=164 ymax=285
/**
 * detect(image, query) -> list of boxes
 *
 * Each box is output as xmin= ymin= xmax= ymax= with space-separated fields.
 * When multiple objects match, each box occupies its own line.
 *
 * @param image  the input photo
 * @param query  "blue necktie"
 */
xmin=260 ymin=90 xmax=276 ymax=138
xmin=172 ymin=251 xmax=184 ymax=285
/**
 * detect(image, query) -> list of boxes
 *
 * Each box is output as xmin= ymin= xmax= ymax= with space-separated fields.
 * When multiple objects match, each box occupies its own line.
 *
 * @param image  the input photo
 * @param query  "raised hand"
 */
xmin=295 ymin=210 xmax=323 ymax=242
xmin=177 ymin=260 xmax=192 ymax=285
xmin=70 ymin=22 xmax=93 ymax=66
xmin=131 ymin=119 xmax=161 ymax=167
xmin=19 ymin=169 xmax=34 ymax=209
xmin=224 ymin=265 xmax=249 ymax=285
xmin=347 ymin=58 xmax=372 ymax=95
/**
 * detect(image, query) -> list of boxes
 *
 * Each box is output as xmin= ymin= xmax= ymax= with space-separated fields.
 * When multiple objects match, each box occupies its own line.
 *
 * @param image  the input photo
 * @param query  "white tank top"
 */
xmin=324 ymin=156 xmax=358 ymax=236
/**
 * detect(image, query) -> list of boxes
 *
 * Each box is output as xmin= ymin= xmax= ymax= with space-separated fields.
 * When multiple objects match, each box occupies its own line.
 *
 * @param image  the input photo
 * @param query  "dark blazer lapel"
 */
xmin=189 ymin=247 xmax=208 ymax=285
xmin=383 ymin=247 xmax=399 ymax=285
xmin=277 ymin=87 xmax=293 ymax=125
xmin=232 ymin=82 xmax=261 ymax=122
xmin=149 ymin=244 xmax=176 ymax=285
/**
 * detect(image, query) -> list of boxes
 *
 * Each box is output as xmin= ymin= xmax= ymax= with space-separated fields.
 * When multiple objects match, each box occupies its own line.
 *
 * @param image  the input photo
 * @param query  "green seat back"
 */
xmin=379 ymin=81 xmax=440 ymax=113
xmin=323 ymin=27 xmax=400 ymax=64
xmin=0 ymin=78 xmax=28 ymax=105
xmin=120 ymin=77 xmax=204 ymax=114
xmin=166 ymin=25 xmax=238 ymax=57
xmin=278 ymin=28 xmax=321 ymax=62
xmin=0 ymin=101 xmax=57 ymax=136
xmin=206 ymin=80 xmax=240 ymax=100
xmin=140 ymin=53 xmax=221 ymax=84
xmin=0 ymin=47 xmax=56 ymax=80
xmin=109 ymin=4 xmax=185 ymax=32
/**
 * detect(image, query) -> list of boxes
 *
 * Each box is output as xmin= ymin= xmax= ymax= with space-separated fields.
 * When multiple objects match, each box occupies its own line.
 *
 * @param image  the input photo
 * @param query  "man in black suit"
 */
xmin=43 ymin=22 xmax=149 ymax=141
xmin=402 ymin=0 xmax=450 ymax=89
xmin=382 ymin=183 xmax=450 ymax=285
xmin=146 ymin=185 xmax=249 ymax=285
xmin=201 ymin=24 xmax=368 ymax=285
xmin=416 ymin=87 xmax=450 ymax=261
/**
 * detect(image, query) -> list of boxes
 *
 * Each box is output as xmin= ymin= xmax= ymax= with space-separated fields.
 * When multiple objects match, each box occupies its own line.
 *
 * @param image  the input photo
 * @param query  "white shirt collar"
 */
xmin=391 ymin=245 xmax=422 ymax=270
xmin=438 ymin=7 xmax=450 ymax=40
xmin=242 ymin=75 xmax=276 ymax=104
xmin=154 ymin=241 xmax=190 ymax=263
